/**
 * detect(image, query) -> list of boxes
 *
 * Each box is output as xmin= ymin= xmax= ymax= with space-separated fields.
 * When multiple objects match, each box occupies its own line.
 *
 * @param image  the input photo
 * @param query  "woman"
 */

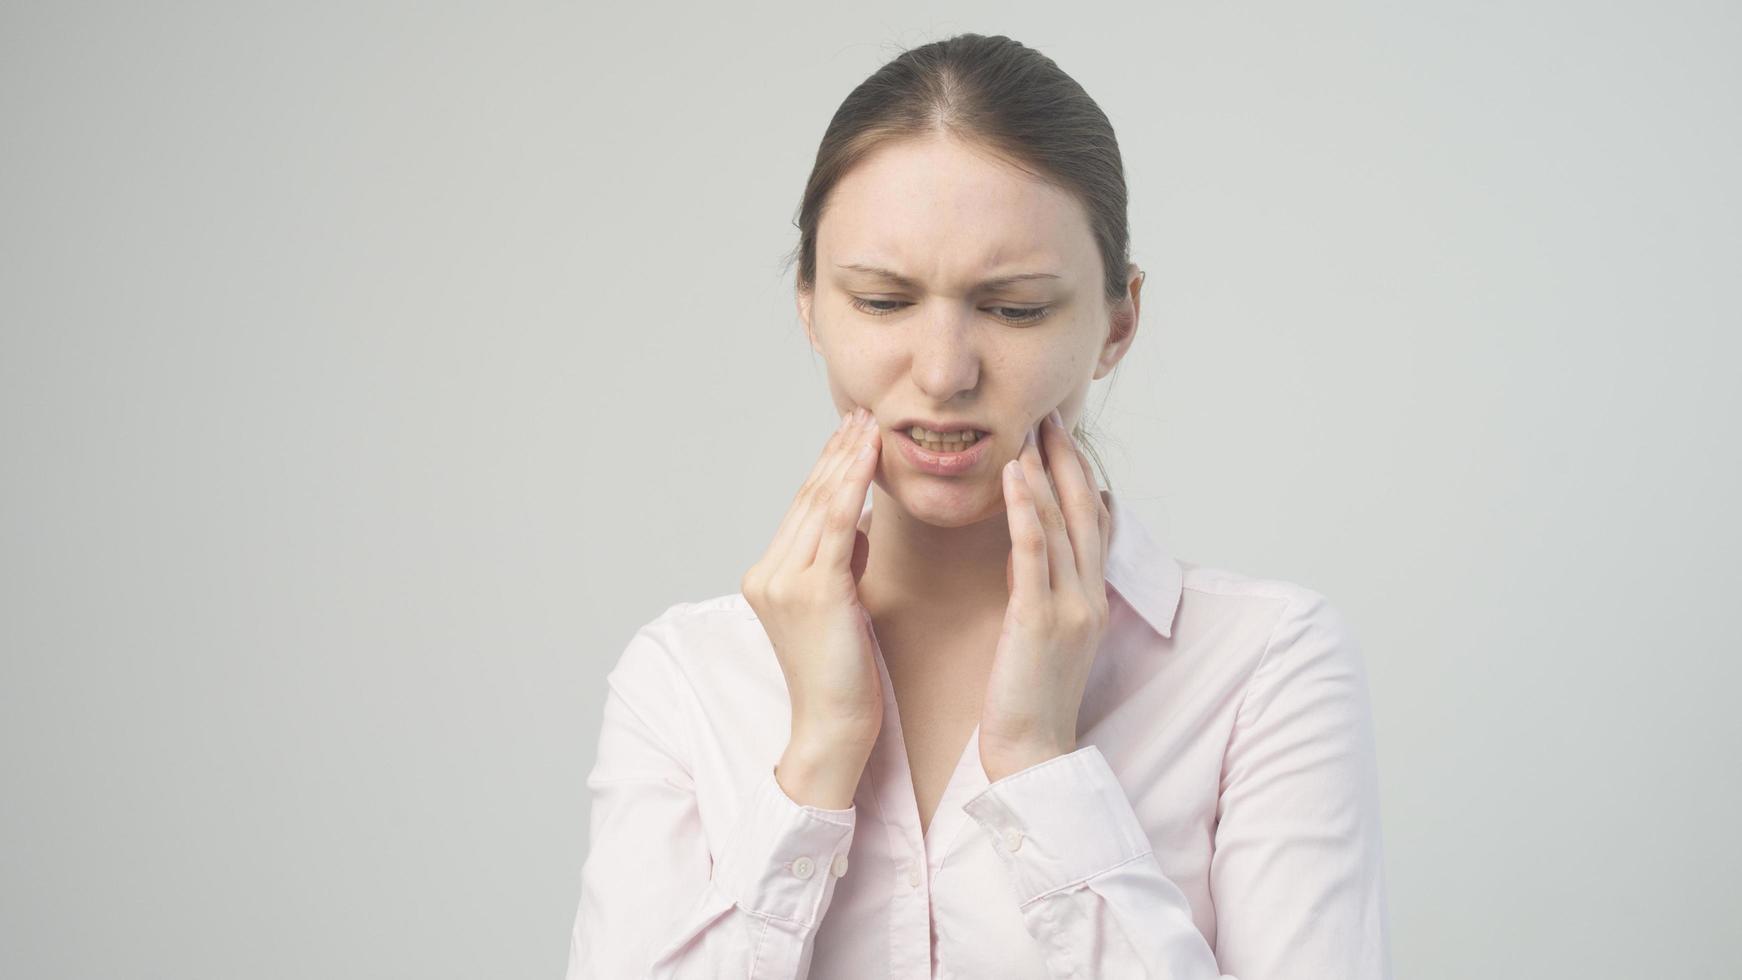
xmin=567 ymin=33 xmax=1390 ymax=979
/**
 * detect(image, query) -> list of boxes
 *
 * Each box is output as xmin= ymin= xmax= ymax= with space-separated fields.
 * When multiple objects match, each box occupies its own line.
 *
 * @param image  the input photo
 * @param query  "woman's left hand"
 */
xmin=980 ymin=408 xmax=1114 ymax=783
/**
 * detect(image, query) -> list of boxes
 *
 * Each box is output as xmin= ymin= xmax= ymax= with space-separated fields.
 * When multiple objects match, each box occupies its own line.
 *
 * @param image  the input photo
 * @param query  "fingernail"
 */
xmin=1024 ymin=426 xmax=1037 ymax=449
xmin=1048 ymin=408 xmax=1063 ymax=428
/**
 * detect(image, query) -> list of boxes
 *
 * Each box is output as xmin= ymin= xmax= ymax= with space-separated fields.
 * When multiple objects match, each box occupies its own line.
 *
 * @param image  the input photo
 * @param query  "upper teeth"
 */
xmin=909 ymin=426 xmax=981 ymax=443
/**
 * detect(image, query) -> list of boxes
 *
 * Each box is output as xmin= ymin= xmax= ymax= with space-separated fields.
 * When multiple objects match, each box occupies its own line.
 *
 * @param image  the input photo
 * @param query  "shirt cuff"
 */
xmin=960 ymin=744 xmax=1152 ymax=906
xmin=708 ymin=763 xmax=856 ymax=927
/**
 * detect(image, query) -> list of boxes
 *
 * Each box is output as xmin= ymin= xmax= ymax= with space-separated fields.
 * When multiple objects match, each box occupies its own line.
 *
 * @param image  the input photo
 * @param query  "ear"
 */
xmin=796 ymin=289 xmax=820 ymax=354
xmin=1093 ymin=263 xmax=1144 ymax=381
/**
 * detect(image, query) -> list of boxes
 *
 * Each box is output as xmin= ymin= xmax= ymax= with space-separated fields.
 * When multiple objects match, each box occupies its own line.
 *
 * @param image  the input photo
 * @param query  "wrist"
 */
xmin=777 ymin=733 xmax=871 ymax=810
xmin=980 ymin=738 xmax=1076 ymax=784
xmin=790 ymin=714 xmax=879 ymax=754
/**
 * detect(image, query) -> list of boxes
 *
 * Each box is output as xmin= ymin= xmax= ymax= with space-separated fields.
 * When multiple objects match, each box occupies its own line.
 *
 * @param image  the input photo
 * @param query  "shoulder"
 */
xmin=1177 ymin=559 xmax=1326 ymax=607
xmin=598 ymin=593 xmax=790 ymax=768
xmin=632 ymin=592 xmax=759 ymax=636
xmin=1173 ymin=560 xmax=1366 ymax=686
xmin=604 ymin=591 xmax=781 ymax=700
xmin=1177 ymin=560 xmax=1351 ymax=628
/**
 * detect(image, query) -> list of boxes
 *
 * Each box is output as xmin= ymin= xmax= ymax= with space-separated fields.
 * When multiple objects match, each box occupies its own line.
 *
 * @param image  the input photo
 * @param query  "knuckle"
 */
xmin=764 ymin=578 xmax=794 ymax=607
xmin=822 ymin=500 xmax=853 ymax=532
xmin=1059 ymin=602 xmax=1098 ymax=636
xmin=740 ymin=566 xmax=765 ymax=596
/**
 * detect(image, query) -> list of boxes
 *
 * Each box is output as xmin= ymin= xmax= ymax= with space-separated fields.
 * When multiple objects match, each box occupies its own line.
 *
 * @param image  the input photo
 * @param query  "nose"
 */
xmin=908 ymin=313 xmax=982 ymax=401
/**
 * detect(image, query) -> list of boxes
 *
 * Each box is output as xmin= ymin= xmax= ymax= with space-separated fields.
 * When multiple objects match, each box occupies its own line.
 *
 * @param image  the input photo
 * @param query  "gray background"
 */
xmin=3 ymin=2 xmax=1738 ymax=977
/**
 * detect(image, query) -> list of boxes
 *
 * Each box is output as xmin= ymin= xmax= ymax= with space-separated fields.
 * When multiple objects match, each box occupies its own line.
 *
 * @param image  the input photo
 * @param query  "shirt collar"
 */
xmin=856 ymin=487 xmax=1182 ymax=639
xmin=1100 ymin=490 xmax=1184 ymax=639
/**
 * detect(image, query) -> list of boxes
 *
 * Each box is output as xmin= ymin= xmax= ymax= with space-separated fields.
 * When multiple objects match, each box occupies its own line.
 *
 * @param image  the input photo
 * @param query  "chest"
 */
xmin=872 ymin=614 xmax=1002 ymax=837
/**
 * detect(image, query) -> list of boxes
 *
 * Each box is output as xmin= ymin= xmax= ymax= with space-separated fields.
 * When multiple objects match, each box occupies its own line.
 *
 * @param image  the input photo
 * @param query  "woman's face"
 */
xmin=798 ymin=134 xmax=1141 ymax=525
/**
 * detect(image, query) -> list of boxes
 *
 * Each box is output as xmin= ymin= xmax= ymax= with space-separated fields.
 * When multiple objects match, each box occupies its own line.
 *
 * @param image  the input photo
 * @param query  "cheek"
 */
xmin=825 ymin=335 xmax=896 ymax=378
xmin=1039 ymin=328 xmax=1103 ymax=385
xmin=1005 ymin=343 xmax=1080 ymax=390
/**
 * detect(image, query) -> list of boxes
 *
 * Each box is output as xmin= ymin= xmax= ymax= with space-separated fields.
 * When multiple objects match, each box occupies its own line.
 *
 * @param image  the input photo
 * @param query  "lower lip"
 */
xmin=893 ymin=428 xmax=991 ymax=476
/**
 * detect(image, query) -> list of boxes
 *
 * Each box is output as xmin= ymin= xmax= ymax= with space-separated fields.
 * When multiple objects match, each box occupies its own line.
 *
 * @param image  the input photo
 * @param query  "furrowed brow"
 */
xmin=834 ymin=263 xmax=1062 ymax=292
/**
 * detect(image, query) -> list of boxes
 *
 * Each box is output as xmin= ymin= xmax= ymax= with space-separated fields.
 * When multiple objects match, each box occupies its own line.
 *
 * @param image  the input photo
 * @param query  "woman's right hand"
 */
xmin=740 ymin=407 xmax=885 ymax=762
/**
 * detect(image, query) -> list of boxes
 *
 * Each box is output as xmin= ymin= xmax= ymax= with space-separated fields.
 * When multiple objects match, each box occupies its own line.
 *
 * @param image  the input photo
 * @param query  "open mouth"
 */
xmin=900 ymin=426 xmax=989 ymax=454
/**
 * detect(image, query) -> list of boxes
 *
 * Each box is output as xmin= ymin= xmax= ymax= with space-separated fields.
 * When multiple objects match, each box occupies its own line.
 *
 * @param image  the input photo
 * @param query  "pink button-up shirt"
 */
xmin=566 ymin=489 xmax=1391 ymax=978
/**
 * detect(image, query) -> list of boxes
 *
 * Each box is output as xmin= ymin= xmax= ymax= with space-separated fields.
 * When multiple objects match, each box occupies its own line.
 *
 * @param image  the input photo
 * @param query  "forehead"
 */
xmin=818 ymin=135 xmax=1097 ymax=281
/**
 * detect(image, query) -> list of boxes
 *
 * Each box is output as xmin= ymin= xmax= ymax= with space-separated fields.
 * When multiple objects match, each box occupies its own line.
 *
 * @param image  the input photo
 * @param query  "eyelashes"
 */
xmin=846 ymin=296 xmax=1052 ymax=325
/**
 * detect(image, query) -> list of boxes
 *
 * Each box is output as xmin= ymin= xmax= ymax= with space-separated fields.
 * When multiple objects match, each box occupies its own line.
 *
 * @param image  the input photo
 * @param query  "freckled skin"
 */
xmin=794 ymin=131 xmax=1144 ymax=618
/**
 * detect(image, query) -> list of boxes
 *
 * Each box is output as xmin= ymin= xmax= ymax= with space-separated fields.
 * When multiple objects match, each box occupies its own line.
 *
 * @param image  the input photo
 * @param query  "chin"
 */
xmin=883 ymin=476 xmax=1000 ymax=527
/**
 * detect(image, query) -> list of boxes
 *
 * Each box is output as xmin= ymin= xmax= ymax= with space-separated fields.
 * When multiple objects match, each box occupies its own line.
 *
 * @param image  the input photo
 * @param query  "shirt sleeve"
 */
xmin=566 ymin=619 xmax=857 ymax=979
xmin=958 ymin=589 xmax=1392 ymax=979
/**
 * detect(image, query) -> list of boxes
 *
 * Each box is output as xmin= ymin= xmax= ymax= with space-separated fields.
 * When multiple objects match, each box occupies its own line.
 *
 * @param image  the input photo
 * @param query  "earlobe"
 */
xmin=1094 ymin=302 xmax=1139 ymax=381
xmin=1112 ymin=265 xmax=1143 ymax=346
xmin=1106 ymin=300 xmax=1138 ymax=349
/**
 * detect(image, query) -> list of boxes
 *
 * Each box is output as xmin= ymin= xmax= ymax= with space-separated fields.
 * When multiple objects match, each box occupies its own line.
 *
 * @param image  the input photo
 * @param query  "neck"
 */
xmin=856 ymin=483 xmax=1013 ymax=615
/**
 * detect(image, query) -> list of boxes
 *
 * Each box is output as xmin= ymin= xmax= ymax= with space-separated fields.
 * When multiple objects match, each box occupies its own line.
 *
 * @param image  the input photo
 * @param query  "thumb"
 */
xmin=1006 ymin=547 xmax=1015 ymax=596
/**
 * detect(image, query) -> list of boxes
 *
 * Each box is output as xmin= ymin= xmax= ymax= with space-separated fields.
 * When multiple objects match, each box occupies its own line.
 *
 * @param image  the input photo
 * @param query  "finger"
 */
xmin=789 ymin=413 xmax=879 ymax=571
xmin=814 ymin=423 xmax=882 ymax=575
xmin=765 ymin=408 xmax=860 ymax=569
xmin=767 ymin=409 xmax=868 ymax=571
xmin=1042 ymin=413 xmax=1103 ymax=589
xmin=1076 ymin=451 xmax=1111 ymax=581
xmin=1019 ymin=418 xmax=1080 ymax=595
xmin=1002 ymin=455 xmax=1050 ymax=602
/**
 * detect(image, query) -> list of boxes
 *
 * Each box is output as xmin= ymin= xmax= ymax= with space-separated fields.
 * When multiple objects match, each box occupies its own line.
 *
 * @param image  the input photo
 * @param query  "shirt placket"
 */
xmin=864 ymin=637 xmax=938 ymax=979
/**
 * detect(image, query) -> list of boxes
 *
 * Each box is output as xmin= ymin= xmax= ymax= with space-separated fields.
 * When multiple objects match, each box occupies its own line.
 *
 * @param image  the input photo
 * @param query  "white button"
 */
xmin=906 ymin=863 xmax=922 ymax=888
xmin=1003 ymin=829 xmax=1024 ymax=852
xmin=792 ymin=856 xmax=815 ymax=879
xmin=831 ymin=853 xmax=849 ymax=878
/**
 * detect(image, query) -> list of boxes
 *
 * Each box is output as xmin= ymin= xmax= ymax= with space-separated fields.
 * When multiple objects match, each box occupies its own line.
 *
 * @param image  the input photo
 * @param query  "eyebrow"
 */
xmin=833 ymin=263 xmax=1063 ymax=292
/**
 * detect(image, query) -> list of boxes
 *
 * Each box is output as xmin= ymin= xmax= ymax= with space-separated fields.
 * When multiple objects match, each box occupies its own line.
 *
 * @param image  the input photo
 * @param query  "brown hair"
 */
xmin=780 ymin=32 xmax=1137 ymax=491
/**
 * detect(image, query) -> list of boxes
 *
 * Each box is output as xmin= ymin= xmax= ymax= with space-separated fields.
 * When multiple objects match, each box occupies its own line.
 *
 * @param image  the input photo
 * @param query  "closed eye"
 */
xmin=848 ymin=296 xmax=1052 ymax=325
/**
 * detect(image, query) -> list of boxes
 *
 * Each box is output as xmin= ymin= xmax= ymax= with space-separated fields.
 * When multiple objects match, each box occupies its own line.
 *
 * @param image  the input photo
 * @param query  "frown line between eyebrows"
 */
xmin=833 ymin=262 xmax=1063 ymax=293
